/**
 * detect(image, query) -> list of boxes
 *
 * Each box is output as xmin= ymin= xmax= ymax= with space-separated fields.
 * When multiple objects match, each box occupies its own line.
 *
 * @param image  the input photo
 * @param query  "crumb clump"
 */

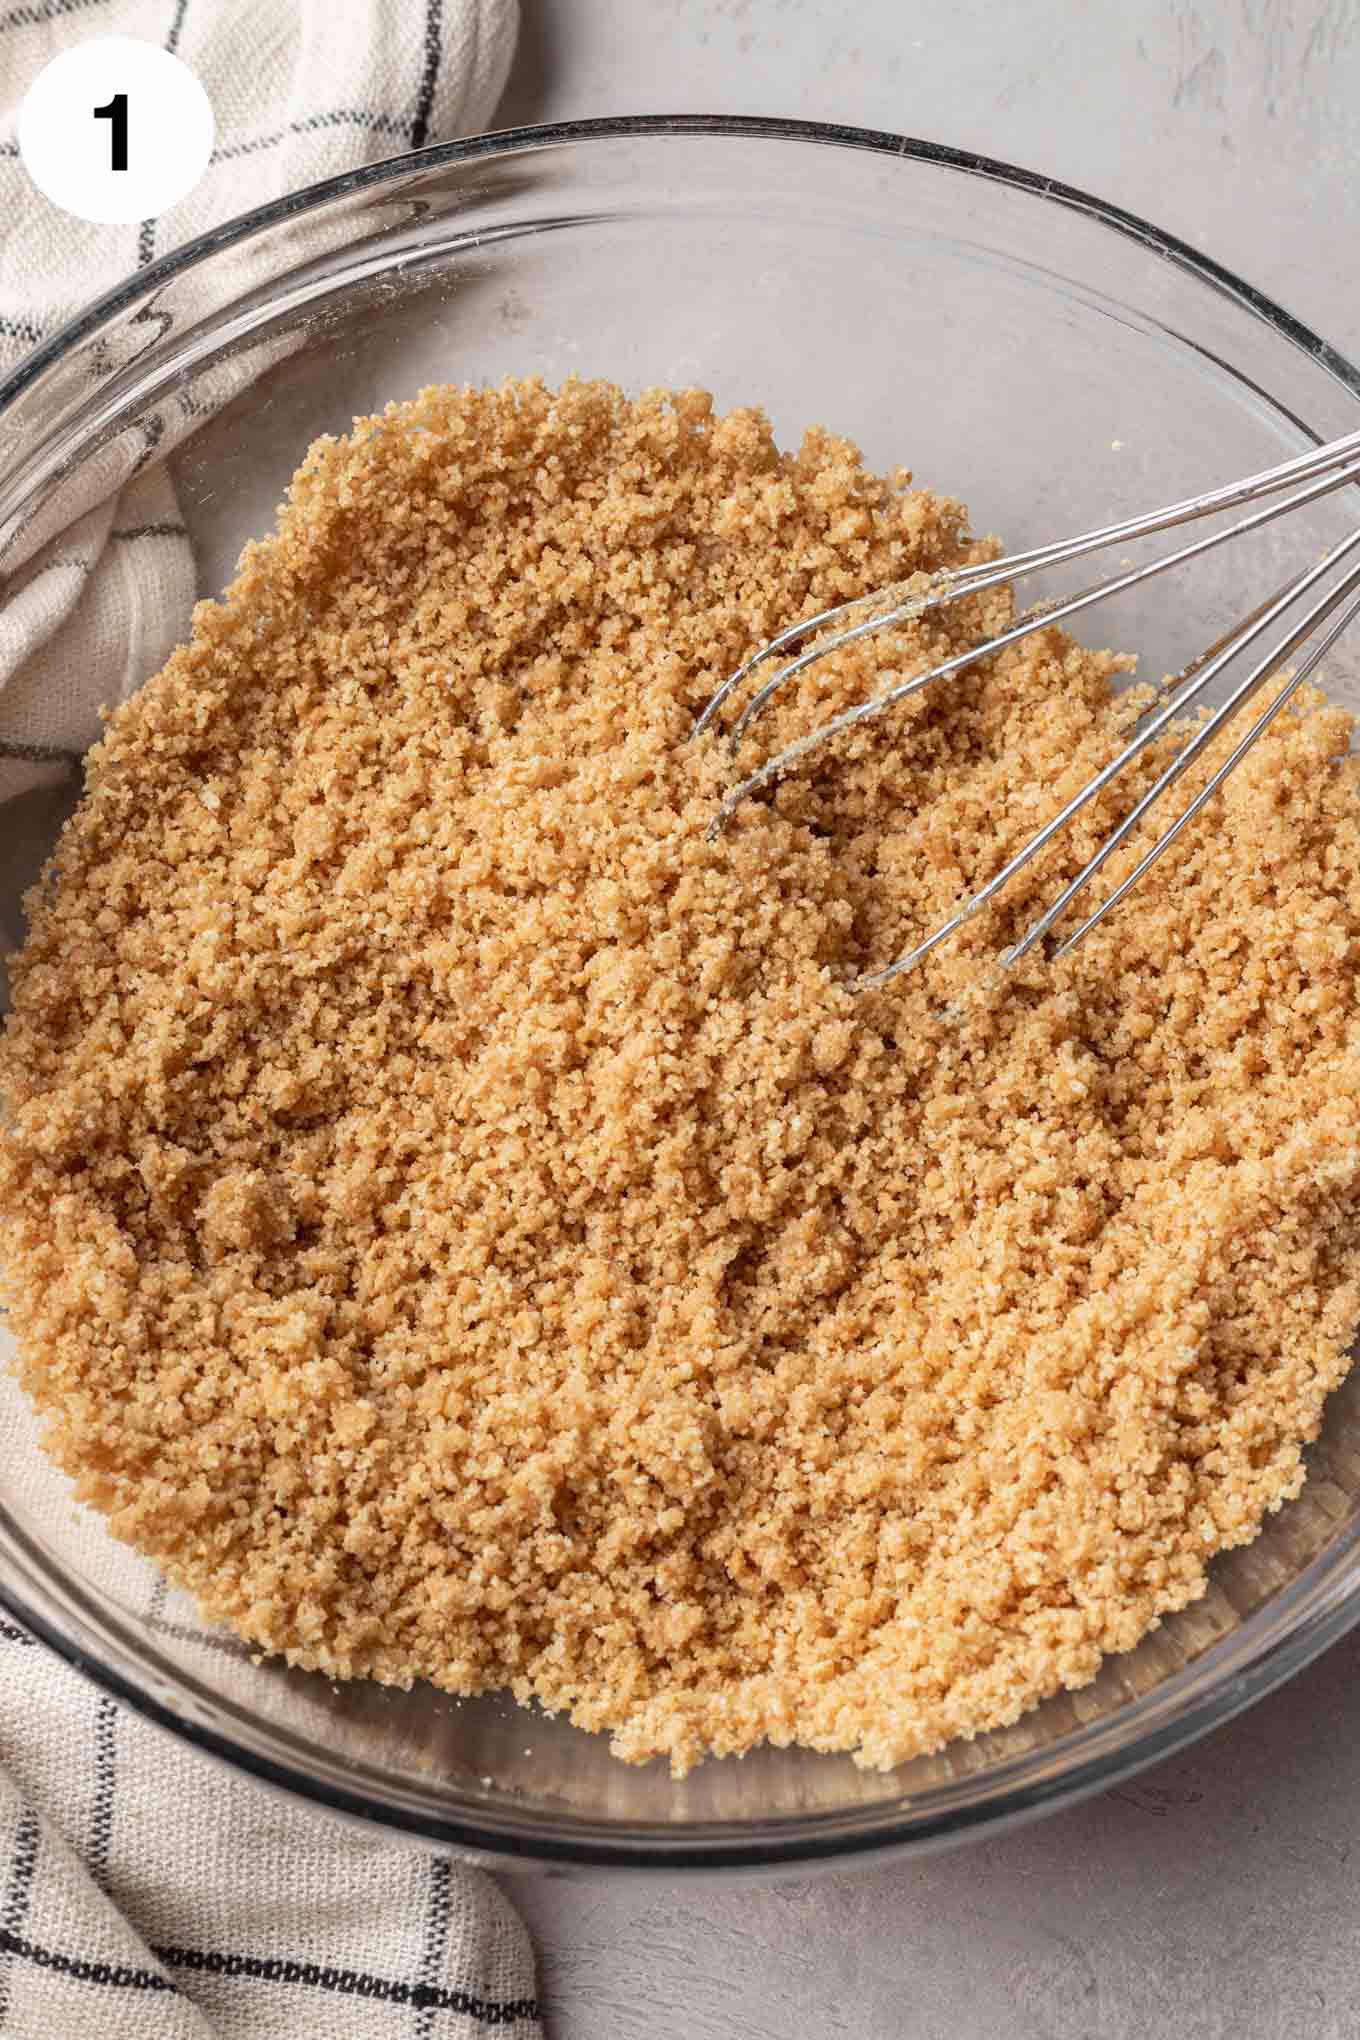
xmin=2 ymin=377 xmax=1359 ymax=1776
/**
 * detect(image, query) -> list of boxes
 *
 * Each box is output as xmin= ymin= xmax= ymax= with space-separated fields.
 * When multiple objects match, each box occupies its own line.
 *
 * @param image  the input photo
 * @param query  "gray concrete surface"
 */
xmin=492 ymin=6 xmax=1360 ymax=2036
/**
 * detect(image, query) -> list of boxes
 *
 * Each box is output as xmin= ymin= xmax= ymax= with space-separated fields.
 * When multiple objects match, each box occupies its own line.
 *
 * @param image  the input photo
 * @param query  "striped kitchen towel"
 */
xmin=0 ymin=1611 xmax=541 ymax=2037
xmin=0 ymin=3 xmax=542 ymax=2035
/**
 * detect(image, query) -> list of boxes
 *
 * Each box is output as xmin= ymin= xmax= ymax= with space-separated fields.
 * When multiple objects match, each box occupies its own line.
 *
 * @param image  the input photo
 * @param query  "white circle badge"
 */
xmin=18 ymin=36 xmax=214 ymax=227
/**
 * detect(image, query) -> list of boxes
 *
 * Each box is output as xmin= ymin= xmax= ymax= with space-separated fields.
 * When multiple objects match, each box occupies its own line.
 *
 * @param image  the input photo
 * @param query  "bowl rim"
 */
xmin=5 ymin=111 xmax=1360 ymax=416
xmin=3 ymin=111 xmax=1360 ymax=1872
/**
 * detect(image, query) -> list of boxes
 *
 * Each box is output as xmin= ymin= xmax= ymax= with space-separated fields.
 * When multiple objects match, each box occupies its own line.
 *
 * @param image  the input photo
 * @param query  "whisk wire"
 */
xmin=855 ymin=523 xmax=1360 ymax=987
xmin=698 ymin=427 xmax=1360 ymax=983
xmin=1046 ymin=575 xmax=1360 ymax=961
xmin=697 ymin=422 xmax=1360 ymax=746
xmin=711 ymin=451 xmax=1360 ymax=800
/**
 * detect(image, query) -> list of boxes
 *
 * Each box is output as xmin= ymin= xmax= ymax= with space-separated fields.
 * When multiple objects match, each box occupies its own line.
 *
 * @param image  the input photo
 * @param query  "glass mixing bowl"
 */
xmin=2 ymin=116 xmax=1359 ymax=1873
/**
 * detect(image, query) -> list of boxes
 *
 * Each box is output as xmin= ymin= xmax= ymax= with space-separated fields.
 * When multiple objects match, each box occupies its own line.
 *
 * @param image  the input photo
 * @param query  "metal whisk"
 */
xmin=695 ymin=430 xmax=1360 ymax=989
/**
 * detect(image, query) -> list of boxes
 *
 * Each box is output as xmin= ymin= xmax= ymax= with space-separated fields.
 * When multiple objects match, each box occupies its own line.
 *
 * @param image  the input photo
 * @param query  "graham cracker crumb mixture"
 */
xmin=3 ymin=378 xmax=1360 ymax=1776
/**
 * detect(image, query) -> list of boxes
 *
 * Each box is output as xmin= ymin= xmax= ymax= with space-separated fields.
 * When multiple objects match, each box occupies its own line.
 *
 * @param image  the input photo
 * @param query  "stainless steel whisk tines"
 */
xmin=695 ymin=430 xmax=1360 ymax=990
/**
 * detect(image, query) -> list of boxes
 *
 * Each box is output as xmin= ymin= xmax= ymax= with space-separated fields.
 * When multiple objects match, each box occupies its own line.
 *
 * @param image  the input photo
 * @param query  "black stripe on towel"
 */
xmin=0 ymin=1808 xmax=43 ymax=2022
xmin=210 ymin=107 xmax=411 ymax=163
xmin=155 ymin=1943 xmax=540 ymax=2022
xmin=0 ymin=1927 xmax=175 ymax=1994
xmin=411 ymin=0 xmax=444 ymax=148
xmin=414 ymin=1855 xmax=455 ymax=2038
xmin=87 ymin=1695 xmax=117 ymax=1892
xmin=0 ymin=0 xmax=109 ymax=34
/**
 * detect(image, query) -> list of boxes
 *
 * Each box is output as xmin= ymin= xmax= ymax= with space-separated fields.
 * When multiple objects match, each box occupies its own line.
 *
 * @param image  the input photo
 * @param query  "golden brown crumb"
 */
xmin=2 ymin=377 xmax=1359 ymax=1775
